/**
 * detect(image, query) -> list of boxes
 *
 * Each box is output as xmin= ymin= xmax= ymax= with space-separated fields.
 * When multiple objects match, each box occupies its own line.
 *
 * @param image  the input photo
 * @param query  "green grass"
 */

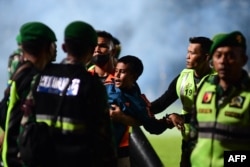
xmin=145 ymin=128 xmax=182 ymax=167
xmin=144 ymin=102 xmax=182 ymax=167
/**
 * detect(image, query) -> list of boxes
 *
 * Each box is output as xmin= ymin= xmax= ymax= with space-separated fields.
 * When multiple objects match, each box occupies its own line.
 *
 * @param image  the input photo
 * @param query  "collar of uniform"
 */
xmin=210 ymin=69 xmax=250 ymax=90
xmin=240 ymin=69 xmax=250 ymax=89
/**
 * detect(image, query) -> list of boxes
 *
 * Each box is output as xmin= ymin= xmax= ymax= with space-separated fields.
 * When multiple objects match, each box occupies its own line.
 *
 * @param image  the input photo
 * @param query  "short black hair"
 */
xmin=112 ymin=36 xmax=121 ymax=59
xmin=112 ymin=36 xmax=120 ymax=45
xmin=96 ymin=30 xmax=113 ymax=40
xmin=117 ymin=55 xmax=143 ymax=80
xmin=96 ymin=30 xmax=114 ymax=50
xmin=189 ymin=36 xmax=212 ymax=55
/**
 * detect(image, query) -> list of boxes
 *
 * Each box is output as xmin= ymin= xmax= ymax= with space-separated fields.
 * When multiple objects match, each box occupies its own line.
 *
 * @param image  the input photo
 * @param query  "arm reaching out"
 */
xmin=167 ymin=113 xmax=185 ymax=131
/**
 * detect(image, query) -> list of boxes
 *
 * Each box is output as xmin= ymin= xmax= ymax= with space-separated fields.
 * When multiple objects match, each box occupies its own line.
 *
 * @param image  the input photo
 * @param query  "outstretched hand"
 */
xmin=168 ymin=113 xmax=185 ymax=131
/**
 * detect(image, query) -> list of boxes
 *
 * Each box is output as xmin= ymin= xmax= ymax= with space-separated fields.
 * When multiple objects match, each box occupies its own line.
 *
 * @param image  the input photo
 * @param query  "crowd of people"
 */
xmin=0 ymin=20 xmax=249 ymax=167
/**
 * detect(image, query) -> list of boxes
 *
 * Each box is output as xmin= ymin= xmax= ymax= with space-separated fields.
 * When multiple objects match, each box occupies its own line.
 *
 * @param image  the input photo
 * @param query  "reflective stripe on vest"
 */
xmin=36 ymin=114 xmax=86 ymax=134
xmin=198 ymin=122 xmax=250 ymax=143
xmin=2 ymin=82 xmax=19 ymax=167
xmin=180 ymin=72 xmax=189 ymax=102
xmin=176 ymin=69 xmax=196 ymax=115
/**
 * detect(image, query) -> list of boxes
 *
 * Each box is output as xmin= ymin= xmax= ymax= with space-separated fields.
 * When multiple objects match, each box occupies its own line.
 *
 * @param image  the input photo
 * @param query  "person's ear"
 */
xmin=62 ymin=43 xmax=67 ymax=52
xmin=49 ymin=43 xmax=55 ymax=53
xmin=204 ymin=53 xmax=211 ymax=61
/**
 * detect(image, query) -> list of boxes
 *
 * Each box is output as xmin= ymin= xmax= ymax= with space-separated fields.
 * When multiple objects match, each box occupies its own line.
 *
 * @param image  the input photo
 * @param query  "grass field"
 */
xmin=145 ymin=128 xmax=182 ymax=167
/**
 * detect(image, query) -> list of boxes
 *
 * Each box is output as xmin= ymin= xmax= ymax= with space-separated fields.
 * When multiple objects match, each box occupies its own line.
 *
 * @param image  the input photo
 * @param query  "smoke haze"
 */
xmin=1 ymin=0 xmax=250 ymax=100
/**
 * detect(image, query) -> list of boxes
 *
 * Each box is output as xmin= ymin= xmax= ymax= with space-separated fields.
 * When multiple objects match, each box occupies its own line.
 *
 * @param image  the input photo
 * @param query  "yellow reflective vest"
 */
xmin=191 ymin=73 xmax=250 ymax=167
xmin=176 ymin=69 xmax=211 ymax=142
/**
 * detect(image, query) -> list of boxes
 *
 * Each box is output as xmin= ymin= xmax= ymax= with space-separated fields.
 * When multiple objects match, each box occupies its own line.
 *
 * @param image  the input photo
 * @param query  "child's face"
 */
xmin=114 ymin=62 xmax=135 ymax=89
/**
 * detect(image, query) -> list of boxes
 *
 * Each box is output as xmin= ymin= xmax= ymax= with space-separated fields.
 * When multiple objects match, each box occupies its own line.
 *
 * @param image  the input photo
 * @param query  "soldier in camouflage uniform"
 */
xmin=2 ymin=21 xmax=57 ymax=167
xmin=7 ymin=34 xmax=25 ymax=80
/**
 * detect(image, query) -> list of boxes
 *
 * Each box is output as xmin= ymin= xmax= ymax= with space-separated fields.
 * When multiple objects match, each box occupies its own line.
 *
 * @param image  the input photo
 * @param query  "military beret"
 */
xmin=210 ymin=31 xmax=246 ymax=55
xmin=64 ymin=21 xmax=97 ymax=46
xmin=20 ymin=22 xmax=57 ymax=42
xmin=16 ymin=34 xmax=22 ymax=45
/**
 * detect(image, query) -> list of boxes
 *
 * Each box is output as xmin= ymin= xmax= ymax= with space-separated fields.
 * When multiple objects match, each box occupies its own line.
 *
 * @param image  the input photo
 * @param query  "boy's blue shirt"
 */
xmin=105 ymin=81 xmax=169 ymax=144
xmin=105 ymin=82 xmax=146 ymax=146
xmin=105 ymin=82 xmax=147 ymax=120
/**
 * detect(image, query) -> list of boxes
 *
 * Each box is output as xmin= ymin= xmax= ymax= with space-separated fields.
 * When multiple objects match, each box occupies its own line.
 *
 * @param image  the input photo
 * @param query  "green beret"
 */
xmin=64 ymin=21 xmax=97 ymax=46
xmin=210 ymin=31 xmax=246 ymax=55
xmin=20 ymin=22 xmax=57 ymax=42
xmin=16 ymin=34 xmax=22 ymax=45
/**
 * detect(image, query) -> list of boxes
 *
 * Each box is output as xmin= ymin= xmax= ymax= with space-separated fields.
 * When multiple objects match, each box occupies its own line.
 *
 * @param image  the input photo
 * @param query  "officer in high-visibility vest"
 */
xmin=191 ymin=31 xmax=250 ymax=167
xmin=150 ymin=37 xmax=214 ymax=167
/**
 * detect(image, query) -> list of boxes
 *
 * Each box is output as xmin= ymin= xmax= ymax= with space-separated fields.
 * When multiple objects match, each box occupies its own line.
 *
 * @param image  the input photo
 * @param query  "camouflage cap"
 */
xmin=210 ymin=31 xmax=246 ymax=55
xmin=64 ymin=21 xmax=97 ymax=46
xmin=20 ymin=22 xmax=57 ymax=42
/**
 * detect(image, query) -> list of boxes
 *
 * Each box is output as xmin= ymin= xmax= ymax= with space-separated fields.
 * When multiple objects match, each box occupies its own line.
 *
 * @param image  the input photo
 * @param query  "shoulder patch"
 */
xmin=202 ymin=92 xmax=213 ymax=103
xmin=229 ymin=96 xmax=245 ymax=108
